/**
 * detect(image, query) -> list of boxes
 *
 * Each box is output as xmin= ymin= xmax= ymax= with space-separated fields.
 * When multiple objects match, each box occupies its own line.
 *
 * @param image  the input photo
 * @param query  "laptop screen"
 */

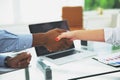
xmin=29 ymin=20 xmax=74 ymax=57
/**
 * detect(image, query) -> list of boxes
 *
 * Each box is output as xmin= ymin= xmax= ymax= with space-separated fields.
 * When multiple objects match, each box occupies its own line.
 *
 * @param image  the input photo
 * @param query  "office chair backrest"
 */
xmin=62 ymin=6 xmax=87 ymax=47
xmin=62 ymin=6 xmax=83 ymax=30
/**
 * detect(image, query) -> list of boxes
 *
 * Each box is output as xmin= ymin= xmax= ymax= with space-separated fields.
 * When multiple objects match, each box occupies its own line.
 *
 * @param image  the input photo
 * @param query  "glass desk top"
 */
xmin=1 ymin=41 xmax=120 ymax=80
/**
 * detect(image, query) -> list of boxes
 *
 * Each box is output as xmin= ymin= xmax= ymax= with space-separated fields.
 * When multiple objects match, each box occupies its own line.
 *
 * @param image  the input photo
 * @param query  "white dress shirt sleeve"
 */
xmin=104 ymin=27 xmax=120 ymax=46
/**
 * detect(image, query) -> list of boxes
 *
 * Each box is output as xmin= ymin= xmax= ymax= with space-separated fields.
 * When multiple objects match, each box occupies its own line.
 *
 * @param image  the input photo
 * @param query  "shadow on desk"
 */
xmin=0 ymin=67 xmax=19 ymax=74
xmin=0 ymin=67 xmax=30 ymax=80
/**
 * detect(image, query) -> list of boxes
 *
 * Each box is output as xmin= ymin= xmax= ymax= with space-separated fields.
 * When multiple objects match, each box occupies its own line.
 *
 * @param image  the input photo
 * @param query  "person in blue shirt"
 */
xmin=0 ymin=28 xmax=72 ymax=68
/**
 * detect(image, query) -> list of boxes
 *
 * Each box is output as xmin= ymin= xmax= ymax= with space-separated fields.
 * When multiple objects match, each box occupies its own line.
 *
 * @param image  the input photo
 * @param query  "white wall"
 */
xmin=0 ymin=0 xmax=84 ymax=25
xmin=0 ymin=0 xmax=14 ymax=25
xmin=20 ymin=0 xmax=84 ymax=24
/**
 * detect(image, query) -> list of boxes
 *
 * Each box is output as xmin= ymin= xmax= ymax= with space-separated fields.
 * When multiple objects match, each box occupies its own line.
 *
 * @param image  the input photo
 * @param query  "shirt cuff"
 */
xmin=0 ymin=56 xmax=7 ymax=67
xmin=104 ymin=28 xmax=113 ymax=43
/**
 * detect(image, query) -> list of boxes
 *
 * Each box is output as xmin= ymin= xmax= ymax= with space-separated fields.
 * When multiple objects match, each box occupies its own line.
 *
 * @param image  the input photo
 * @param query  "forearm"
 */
xmin=0 ymin=30 xmax=32 ymax=53
xmin=75 ymin=29 xmax=105 ymax=42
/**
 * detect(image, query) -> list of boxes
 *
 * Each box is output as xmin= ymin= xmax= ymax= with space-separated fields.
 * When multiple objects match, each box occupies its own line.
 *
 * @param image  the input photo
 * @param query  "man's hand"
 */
xmin=6 ymin=52 xmax=31 ymax=68
xmin=44 ymin=28 xmax=73 ymax=52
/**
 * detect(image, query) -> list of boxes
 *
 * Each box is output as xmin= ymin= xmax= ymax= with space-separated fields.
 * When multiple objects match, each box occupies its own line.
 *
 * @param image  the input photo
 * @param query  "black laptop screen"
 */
xmin=29 ymin=20 xmax=74 ymax=56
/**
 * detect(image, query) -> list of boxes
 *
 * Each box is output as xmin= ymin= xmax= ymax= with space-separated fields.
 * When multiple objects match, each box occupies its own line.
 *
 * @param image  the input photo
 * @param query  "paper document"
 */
xmin=93 ymin=52 xmax=120 ymax=67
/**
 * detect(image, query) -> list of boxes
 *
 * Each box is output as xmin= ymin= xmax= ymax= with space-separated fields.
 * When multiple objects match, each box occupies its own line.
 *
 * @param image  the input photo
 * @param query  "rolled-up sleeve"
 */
xmin=0 ymin=30 xmax=33 ymax=53
xmin=104 ymin=27 xmax=120 ymax=46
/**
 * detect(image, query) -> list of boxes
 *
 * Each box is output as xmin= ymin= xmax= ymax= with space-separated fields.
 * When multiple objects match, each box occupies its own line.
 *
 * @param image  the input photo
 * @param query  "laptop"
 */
xmin=29 ymin=20 xmax=94 ymax=65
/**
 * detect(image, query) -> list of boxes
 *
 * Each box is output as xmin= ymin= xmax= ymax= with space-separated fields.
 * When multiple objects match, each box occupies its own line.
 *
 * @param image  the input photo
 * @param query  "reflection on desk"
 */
xmin=1 ymin=42 xmax=120 ymax=80
xmin=0 ymin=67 xmax=18 ymax=74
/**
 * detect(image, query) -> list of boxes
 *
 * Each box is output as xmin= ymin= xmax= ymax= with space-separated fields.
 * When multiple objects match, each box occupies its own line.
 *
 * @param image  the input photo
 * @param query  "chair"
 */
xmin=62 ymin=6 xmax=87 ymax=46
xmin=62 ymin=6 xmax=83 ymax=31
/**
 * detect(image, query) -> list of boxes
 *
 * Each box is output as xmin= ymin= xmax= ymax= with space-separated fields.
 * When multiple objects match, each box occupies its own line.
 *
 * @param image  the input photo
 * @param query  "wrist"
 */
xmin=32 ymin=33 xmax=47 ymax=47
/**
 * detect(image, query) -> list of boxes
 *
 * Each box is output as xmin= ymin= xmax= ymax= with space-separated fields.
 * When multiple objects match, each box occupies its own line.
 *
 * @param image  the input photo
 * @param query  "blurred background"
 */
xmin=0 ymin=0 xmax=120 ymax=28
xmin=85 ymin=0 xmax=120 ymax=11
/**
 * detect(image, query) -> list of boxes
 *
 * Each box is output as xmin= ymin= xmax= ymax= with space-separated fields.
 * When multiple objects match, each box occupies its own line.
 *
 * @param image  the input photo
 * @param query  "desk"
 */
xmin=0 ymin=43 xmax=120 ymax=80
xmin=0 ymin=25 xmax=120 ymax=80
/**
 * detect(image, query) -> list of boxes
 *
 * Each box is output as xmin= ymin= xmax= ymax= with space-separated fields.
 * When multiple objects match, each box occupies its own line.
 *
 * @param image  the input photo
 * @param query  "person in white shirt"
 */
xmin=57 ymin=27 xmax=120 ymax=46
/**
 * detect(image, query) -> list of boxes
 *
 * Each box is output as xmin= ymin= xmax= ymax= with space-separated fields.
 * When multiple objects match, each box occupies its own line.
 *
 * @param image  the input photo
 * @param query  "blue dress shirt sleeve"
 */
xmin=0 ymin=30 xmax=33 ymax=67
xmin=0 ymin=30 xmax=33 ymax=53
xmin=0 ymin=55 xmax=7 ymax=67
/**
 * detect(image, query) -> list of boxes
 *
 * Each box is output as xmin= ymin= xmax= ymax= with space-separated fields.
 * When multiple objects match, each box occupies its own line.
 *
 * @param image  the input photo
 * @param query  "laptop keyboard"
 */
xmin=46 ymin=50 xmax=80 ymax=59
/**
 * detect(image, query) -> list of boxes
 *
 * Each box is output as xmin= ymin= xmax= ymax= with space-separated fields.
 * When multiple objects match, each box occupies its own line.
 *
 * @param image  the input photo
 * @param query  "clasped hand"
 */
xmin=44 ymin=28 xmax=73 ymax=52
xmin=6 ymin=52 xmax=31 ymax=68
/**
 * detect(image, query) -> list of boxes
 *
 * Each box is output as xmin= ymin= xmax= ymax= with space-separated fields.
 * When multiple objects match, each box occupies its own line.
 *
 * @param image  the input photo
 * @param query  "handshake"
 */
xmin=6 ymin=28 xmax=72 ymax=69
xmin=32 ymin=28 xmax=73 ymax=52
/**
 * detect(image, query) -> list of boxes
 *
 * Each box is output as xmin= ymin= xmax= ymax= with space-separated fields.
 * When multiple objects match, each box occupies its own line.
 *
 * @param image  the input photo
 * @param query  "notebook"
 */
xmin=93 ymin=52 xmax=120 ymax=67
xmin=29 ymin=20 xmax=94 ymax=65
